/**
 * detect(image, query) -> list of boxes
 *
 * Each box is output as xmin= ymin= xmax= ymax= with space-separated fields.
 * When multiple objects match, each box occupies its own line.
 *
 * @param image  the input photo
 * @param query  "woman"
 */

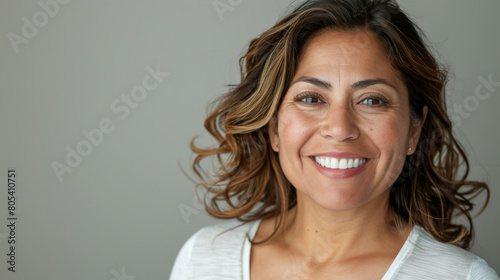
xmin=171 ymin=0 xmax=498 ymax=279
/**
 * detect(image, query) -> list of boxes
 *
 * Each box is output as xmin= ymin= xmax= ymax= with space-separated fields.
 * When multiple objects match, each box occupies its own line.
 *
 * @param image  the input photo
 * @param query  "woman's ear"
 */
xmin=408 ymin=105 xmax=428 ymax=155
xmin=268 ymin=117 xmax=280 ymax=152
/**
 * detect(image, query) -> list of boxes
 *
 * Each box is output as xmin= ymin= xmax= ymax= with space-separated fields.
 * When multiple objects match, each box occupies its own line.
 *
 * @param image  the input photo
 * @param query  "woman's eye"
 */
xmin=294 ymin=93 xmax=324 ymax=104
xmin=301 ymin=96 xmax=322 ymax=103
xmin=359 ymin=97 xmax=390 ymax=106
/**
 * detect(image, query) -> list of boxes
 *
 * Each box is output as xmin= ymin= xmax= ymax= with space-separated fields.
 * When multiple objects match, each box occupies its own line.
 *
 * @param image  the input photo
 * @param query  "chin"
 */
xmin=303 ymin=187 xmax=390 ymax=212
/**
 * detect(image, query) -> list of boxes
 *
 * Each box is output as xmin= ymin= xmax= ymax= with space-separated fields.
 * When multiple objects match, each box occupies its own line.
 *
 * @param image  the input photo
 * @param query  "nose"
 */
xmin=319 ymin=104 xmax=360 ymax=142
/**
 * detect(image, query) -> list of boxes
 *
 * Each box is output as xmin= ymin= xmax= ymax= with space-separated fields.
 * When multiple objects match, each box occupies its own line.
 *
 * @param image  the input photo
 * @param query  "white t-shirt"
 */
xmin=170 ymin=220 xmax=499 ymax=279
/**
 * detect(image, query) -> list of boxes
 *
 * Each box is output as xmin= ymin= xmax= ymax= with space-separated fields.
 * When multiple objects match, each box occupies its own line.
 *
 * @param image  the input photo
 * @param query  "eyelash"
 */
xmin=359 ymin=94 xmax=392 ymax=107
xmin=294 ymin=92 xmax=325 ymax=104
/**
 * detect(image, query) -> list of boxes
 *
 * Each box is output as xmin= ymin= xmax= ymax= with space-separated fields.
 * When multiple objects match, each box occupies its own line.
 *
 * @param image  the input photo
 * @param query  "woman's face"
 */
xmin=269 ymin=30 xmax=425 ymax=211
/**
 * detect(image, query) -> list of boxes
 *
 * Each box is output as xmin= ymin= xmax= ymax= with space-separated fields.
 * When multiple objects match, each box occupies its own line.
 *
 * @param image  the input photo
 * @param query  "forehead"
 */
xmin=296 ymin=29 xmax=402 ymax=82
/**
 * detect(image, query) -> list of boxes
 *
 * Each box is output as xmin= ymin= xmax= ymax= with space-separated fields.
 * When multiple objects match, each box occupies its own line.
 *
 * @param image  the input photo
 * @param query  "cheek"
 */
xmin=278 ymin=109 xmax=318 ymax=147
xmin=366 ymin=116 xmax=410 ymax=182
xmin=373 ymin=125 xmax=401 ymax=148
xmin=364 ymin=114 xmax=410 ymax=150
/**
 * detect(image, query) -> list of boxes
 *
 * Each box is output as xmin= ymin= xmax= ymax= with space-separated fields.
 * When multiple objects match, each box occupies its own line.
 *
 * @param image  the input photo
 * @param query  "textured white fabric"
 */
xmin=170 ymin=220 xmax=499 ymax=280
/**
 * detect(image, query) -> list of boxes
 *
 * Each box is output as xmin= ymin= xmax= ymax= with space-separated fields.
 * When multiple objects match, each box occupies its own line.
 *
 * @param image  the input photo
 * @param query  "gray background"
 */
xmin=0 ymin=0 xmax=498 ymax=279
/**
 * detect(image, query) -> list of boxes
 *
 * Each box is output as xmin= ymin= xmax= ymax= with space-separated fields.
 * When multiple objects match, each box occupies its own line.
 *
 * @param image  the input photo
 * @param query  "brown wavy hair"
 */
xmin=191 ymin=0 xmax=489 ymax=249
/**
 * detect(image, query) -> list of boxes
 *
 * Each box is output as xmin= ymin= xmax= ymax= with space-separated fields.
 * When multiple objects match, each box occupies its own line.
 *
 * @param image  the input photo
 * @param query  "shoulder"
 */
xmin=192 ymin=220 xmax=256 ymax=246
xmin=390 ymin=226 xmax=499 ymax=279
xmin=467 ymin=258 xmax=500 ymax=280
xmin=169 ymin=220 xmax=259 ymax=280
xmin=190 ymin=220 xmax=256 ymax=258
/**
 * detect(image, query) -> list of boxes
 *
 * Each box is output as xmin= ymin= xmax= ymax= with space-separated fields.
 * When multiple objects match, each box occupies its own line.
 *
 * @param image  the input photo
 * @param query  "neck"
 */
xmin=280 ymin=190 xmax=406 ymax=262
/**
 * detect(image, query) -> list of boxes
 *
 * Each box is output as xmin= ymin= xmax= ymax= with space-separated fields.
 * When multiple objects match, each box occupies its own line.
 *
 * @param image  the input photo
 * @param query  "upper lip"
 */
xmin=312 ymin=152 xmax=368 ymax=159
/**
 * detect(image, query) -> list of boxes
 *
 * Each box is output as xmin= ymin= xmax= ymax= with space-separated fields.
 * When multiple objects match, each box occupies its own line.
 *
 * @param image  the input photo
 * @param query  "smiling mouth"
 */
xmin=313 ymin=156 xmax=368 ymax=170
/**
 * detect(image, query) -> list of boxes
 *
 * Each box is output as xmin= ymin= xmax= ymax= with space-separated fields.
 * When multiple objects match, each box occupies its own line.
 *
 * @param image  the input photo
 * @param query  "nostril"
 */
xmin=319 ymin=117 xmax=361 ymax=142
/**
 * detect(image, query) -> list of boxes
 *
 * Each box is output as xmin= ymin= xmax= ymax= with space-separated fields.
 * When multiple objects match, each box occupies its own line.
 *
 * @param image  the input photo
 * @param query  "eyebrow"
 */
xmin=352 ymin=78 xmax=397 ymax=91
xmin=292 ymin=76 xmax=332 ymax=90
xmin=291 ymin=76 xmax=398 ymax=91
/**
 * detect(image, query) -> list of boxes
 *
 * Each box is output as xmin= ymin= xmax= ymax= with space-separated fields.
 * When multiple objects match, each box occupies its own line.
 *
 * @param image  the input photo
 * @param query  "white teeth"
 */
xmin=314 ymin=156 xmax=367 ymax=170
xmin=339 ymin=159 xmax=347 ymax=169
xmin=331 ymin=157 xmax=339 ymax=168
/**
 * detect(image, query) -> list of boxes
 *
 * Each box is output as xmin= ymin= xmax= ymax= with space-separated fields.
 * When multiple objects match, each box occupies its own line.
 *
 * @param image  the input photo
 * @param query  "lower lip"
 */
xmin=310 ymin=157 xmax=369 ymax=179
